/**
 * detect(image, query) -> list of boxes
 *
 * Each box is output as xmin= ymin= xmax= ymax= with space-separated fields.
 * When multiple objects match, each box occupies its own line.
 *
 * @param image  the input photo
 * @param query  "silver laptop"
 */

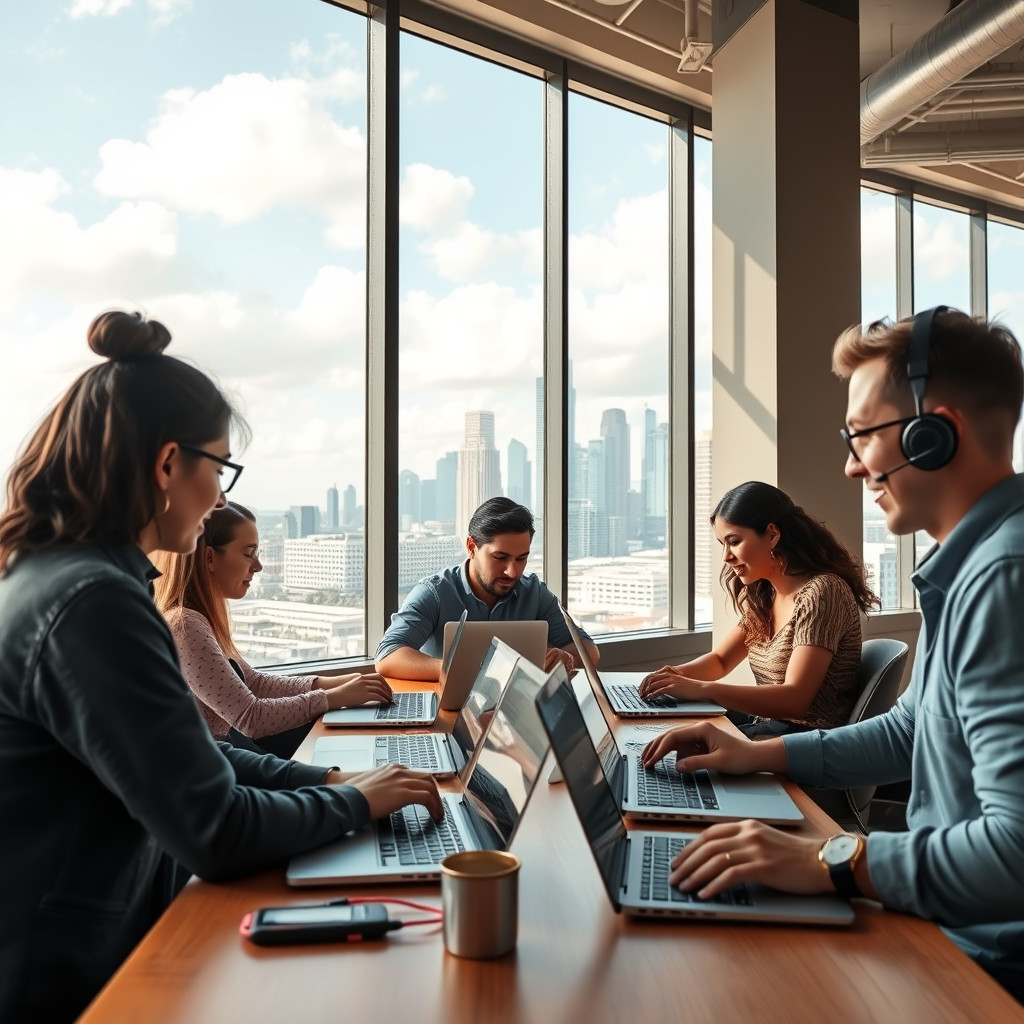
xmin=554 ymin=674 xmax=801 ymax=824
xmin=286 ymin=657 xmax=554 ymax=887
xmin=561 ymin=605 xmax=726 ymax=718
xmin=535 ymin=674 xmax=853 ymax=926
xmin=439 ymin=618 xmax=547 ymax=711
xmin=310 ymin=637 xmax=520 ymax=775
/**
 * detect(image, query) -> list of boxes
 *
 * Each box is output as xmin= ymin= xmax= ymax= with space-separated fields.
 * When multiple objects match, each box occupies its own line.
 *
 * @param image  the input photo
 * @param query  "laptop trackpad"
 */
xmin=311 ymin=737 xmax=376 ymax=772
xmin=719 ymin=775 xmax=775 ymax=795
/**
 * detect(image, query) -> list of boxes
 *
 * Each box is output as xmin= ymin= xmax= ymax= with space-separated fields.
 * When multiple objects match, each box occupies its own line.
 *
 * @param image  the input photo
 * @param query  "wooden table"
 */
xmin=78 ymin=679 xmax=1024 ymax=1023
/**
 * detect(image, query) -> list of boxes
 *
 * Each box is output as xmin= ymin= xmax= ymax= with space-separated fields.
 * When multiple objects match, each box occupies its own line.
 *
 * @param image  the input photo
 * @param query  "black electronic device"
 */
xmin=900 ymin=304 xmax=958 ymax=472
xmin=240 ymin=902 xmax=394 ymax=945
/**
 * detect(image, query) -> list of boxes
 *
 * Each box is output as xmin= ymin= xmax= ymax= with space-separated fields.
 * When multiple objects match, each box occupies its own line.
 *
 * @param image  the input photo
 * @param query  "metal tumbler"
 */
xmin=440 ymin=850 xmax=520 ymax=959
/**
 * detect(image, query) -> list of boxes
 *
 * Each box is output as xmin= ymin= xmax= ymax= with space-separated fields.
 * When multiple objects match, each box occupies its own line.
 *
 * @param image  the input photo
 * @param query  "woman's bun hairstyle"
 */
xmin=88 ymin=310 xmax=171 ymax=361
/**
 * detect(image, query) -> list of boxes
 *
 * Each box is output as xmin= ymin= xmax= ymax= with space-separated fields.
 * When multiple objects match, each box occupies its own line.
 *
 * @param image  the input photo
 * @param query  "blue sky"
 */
xmin=2 ymin=1 xmax=1020 ymax=517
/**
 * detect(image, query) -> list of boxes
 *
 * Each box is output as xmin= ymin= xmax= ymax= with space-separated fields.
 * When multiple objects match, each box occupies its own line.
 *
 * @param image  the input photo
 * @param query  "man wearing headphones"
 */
xmin=642 ymin=307 xmax=1024 ymax=1002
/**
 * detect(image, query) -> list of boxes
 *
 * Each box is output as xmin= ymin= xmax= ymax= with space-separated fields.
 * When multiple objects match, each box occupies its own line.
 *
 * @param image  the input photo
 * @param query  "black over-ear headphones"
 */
xmin=901 ymin=305 xmax=959 ymax=471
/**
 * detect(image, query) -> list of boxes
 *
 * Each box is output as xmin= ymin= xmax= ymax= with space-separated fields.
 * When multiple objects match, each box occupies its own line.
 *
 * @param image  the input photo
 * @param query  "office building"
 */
xmin=325 ymin=484 xmax=340 ymax=532
xmin=399 ymin=468 xmax=421 ymax=531
xmin=507 ymin=438 xmax=531 ymax=508
xmin=342 ymin=485 xmax=357 ymax=529
xmin=288 ymin=505 xmax=319 ymax=539
xmin=435 ymin=452 xmax=458 ymax=525
xmin=284 ymin=533 xmax=364 ymax=594
xmin=456 ymin=411 xmax=502 ymax=539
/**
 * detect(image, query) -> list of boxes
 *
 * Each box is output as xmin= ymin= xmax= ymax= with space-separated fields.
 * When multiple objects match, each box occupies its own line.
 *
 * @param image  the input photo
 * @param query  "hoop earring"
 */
xmin=159 ymin=495 xmax=171 ymax=516
xmin=770 ymin=547 xmax=780 ymax=567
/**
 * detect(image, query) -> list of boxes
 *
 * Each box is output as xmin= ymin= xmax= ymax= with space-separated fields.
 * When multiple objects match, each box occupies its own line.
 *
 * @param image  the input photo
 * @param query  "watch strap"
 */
xmin=828 ymin=858 xmax=863 ymax=900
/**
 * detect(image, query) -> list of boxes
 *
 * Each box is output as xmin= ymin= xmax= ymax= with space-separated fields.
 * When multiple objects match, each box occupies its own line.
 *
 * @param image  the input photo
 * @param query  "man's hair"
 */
xmin=832 ymin=309 xmax=1023 ymax=457
xmin=467 ymin=497 xmax=535 ymax=544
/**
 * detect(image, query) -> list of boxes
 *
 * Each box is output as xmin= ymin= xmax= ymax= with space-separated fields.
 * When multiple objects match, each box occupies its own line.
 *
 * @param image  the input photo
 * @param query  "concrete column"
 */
xmin=710 ymin=0 xmax=863 ymax=643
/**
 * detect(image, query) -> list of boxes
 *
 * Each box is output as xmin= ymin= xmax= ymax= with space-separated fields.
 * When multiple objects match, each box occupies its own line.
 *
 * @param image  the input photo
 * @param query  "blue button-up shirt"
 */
xmin=376 ymin=561 xmax=586 ymax=662
xmin=785 ymin=473 xmax=1024 ymax=1000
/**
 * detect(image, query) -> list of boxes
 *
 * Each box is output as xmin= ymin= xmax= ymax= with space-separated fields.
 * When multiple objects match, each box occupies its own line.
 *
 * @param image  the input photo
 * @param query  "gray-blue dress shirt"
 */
xmin=784 ymin=472 xmax=1024 ymax=1000
xmin=376 ymin=560 xmax=586 ymax=661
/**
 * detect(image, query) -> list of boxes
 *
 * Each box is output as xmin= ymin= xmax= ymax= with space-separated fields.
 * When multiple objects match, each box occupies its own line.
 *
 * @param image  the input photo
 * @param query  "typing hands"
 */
xmin=667 ymin=820 xmax=832 ymax=899
xmin=544 ymin=647 xmax=577 ymax=675
xmin=322 ymin=672 xmax=394 ymax=710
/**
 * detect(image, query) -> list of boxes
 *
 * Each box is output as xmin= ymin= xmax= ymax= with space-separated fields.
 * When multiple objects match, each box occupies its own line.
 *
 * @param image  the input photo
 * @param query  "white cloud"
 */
xmin=400 ymin=163 xmax=473 ymax=231
xmin=69 ymin=0 xmax=133 ymax=18
xmin=68 ymin=0 xmax=190 ymax=22
xmin=0 ymin=166 xmax=179 ymax=310
xmin=95 ymin=73 xmax=366 ymax=249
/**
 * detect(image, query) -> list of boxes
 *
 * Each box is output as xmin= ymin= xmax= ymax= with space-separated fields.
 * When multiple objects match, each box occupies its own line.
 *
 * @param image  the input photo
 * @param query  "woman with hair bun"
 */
xmin=155 ymin=501 xmax=393 ymax=758
xmin=0 ymin=310 xmax=441 ymax=1023
xmin=640 ymin=480 xmax=878 ymax=737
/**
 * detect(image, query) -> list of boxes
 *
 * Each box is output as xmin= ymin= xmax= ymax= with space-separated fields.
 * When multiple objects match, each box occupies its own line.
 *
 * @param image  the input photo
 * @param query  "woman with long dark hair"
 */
xmin=0 ymin=311 xmax=439 ymax=1023
xmin=155 ymin=501 xmax=392 ymax=758
xmin=640 ymin=481 xmax=878 ymax=737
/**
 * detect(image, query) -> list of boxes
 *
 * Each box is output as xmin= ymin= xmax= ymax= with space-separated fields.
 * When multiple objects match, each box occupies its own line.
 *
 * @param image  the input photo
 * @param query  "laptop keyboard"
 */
xmin=634 ymin=755 xmax=719 ymax=810
xmin=375 ymin=734 xmax=443 ymax=771
xmin=609 ymin=685 xmax=677 ymax=711
xmin=379 ymin=802 xmax=466 ymax=866
xmin=374 ymin=692 xmax=427 ymax=721
xmin=640 ymin=835 xmax=752 ymax=905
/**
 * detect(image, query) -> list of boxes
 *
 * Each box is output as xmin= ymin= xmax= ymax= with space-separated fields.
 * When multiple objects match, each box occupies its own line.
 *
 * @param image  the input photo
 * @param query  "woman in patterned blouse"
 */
xmin=640 ymin=481 xmax=879 ymax=737
xmin=155 ymin=502 xmax=393 ymax=756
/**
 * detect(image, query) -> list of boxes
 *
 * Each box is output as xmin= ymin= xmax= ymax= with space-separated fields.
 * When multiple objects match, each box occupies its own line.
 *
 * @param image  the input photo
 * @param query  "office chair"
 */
xmin=805 ymin=637 xmax=910 ymax=834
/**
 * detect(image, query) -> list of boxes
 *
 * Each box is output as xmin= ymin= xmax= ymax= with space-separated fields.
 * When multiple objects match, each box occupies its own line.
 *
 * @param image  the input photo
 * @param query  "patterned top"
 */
xmin=742 ymin=573 xmax=862 ymax=730
xmin=165 ymin=607 xmax=326 ymax=740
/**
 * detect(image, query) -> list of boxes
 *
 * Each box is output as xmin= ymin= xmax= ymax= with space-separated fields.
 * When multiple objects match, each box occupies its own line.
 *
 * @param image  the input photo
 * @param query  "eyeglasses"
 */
xmin=179 ymin=445 xmax=244 ymax=493
xmin=839 ymin=417 xmax=916 ymax=463
xmin=212 ymin=545 xmax=260 ymax=562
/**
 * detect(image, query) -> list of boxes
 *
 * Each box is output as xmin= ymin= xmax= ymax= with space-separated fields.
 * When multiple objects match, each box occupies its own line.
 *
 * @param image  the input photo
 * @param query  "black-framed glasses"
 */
xmin=839 ymin=417 xmax=916 ymax=463
xmin=179 ymin=445 xmax=244 ymax=493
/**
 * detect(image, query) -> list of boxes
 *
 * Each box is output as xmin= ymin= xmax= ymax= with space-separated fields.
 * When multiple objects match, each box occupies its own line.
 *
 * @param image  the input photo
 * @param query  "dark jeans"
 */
xmin=225 ymin=723 xmax=312 ymax=760
xmin=727 ymin=710 xmax=812 ymax=739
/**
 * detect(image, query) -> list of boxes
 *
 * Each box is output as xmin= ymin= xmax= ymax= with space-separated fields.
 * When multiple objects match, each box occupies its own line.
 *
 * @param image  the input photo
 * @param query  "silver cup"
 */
xmin=440 ymin=850 xmax=520 ymax=959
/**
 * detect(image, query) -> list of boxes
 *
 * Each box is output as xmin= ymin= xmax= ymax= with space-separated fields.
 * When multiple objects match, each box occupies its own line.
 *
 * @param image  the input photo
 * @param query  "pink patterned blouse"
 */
xmin=165 ymin=607 xmax=327 ymax=740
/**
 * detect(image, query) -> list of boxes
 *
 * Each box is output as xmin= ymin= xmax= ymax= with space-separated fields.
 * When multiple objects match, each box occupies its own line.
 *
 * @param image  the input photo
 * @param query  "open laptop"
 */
xmin=286 ymin=656 xmax=555 ymax=887
xmin=438 ymin=618 xmax=547 ymax=712
xmin=310 ymin=637 xmax=520 ymax=775
xmin=561 ymin=605 xmax=726 ymax=719
xmin=547 ymin=674 xmax=801 ymax=824
xmin=534 ymin=674 xmax=853 ymax=925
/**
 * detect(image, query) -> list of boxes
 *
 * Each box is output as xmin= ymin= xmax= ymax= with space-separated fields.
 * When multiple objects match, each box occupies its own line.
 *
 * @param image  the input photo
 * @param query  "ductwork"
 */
xmin=861 ymin=128 xmax=1024 ymax=166
xmin=860 ymin=0 xmax=1024 ymax=146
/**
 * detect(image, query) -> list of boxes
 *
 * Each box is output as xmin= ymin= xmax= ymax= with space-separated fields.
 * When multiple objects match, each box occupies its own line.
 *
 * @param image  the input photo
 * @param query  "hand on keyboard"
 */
xmin=638 ymin=666 xmax=704 ymax=703
xmin=321 ymin=672 xmax=394 ymax=709
xmin=341 ymin=764 xmax=443 ymax=822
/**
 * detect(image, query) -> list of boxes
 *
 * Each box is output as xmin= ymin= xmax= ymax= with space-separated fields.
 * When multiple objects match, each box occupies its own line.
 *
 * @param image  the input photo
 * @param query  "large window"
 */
xmin=396 ymin=35 xmax=543 ymax=596
xmin=2 ymin=4 xmax=713 ymax=666
xmin=1 ymin=1 xmax=368 ymax=663
xmin=859 ymin=188 xmax=900 ymax=609
xmin=566 ymin=93 xmax=670 ymax=635
xmin=988 ymin=219 xmax=1024 ymax=473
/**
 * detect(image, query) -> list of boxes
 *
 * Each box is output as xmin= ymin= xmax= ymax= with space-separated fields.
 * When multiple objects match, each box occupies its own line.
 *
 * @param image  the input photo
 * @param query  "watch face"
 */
xmin=823 ymin=834 xmax=860 ymax=866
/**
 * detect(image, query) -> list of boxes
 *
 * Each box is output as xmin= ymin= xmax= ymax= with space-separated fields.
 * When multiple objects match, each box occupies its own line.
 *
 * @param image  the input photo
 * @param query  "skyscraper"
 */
xmin=398 ymin=468 xmax=421 ymax=531
xmin=289 ymin=505 xmax=320 ymax=538
xmin=642 ymin=410 xmax=669 ymax=547
xmin=435 ymin=451 xmax=458 ymax=523
xmin=600 ymin=408 xmax=630 ymax=519
xmin=342 ymin=484 xmax=356 ymax=528
xmin=507 ymin=438 xmax=531 ymax=508
xmin=326 ymin=483 xmax=340 ymax=532
xmin=456 ymin=410 xmax=502 ymax=539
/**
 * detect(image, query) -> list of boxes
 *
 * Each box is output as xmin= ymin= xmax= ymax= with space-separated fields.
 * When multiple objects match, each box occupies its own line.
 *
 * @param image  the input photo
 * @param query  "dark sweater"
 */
xmin=0 ymin=543 xmax=369 ymax=1022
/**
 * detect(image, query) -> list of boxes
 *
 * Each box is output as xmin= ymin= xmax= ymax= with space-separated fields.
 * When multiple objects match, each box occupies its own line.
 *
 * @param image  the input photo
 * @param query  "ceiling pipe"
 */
xmin=860 ymin=0 xmax=1024 ymax=145
xmin=861 ymin=127 xmax=1024 ymax=166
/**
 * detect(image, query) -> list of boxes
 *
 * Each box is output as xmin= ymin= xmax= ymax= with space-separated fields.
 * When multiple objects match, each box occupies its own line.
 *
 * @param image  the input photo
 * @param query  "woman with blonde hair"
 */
xmin=156 ymin=501 xmax=392 ymax=757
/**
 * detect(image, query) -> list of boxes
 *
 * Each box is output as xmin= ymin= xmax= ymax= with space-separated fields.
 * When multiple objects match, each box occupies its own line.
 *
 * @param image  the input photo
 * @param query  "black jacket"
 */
xmin=0 ymin=543 xmax=369 ymax=1022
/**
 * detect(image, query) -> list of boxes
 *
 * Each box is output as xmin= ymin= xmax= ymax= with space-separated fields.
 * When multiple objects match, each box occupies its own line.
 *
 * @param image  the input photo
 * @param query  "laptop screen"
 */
xmin=462 ymin=658 xmax=552 ymax=850
xmin=448 ymin=637 xmax=520 ymax=778
xmin=534 ymin=673 xmax=628 ymax=911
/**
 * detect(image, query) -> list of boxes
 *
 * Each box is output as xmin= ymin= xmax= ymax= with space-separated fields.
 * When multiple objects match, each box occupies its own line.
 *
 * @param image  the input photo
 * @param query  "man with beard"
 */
xmin=376 ymin=497 xmax=596 ymax=680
